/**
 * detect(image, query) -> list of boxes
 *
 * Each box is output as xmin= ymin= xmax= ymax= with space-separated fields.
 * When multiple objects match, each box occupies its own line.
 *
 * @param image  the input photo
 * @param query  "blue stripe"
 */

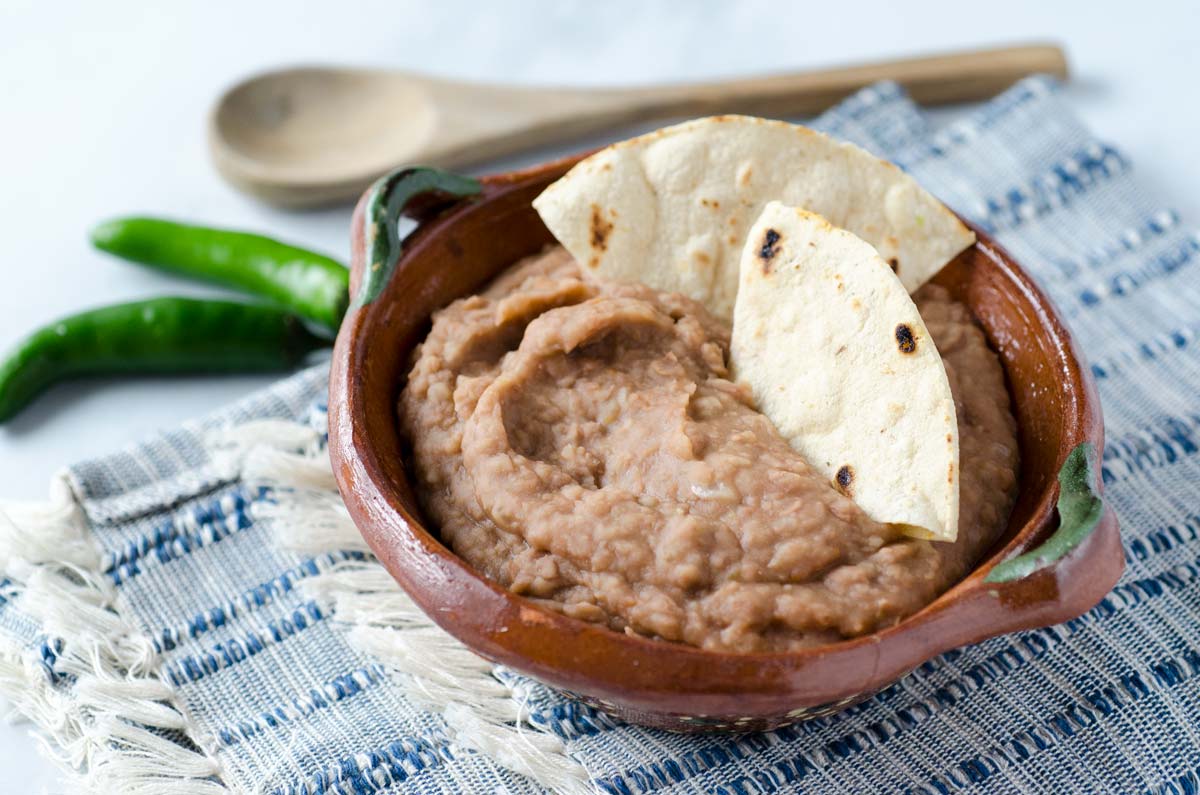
xmin=103 ymin=485 xmax=253 ymax=573
xmin=217 ymin=663 xmax=388 ymax=749
xmin=1090 ymin=321 xmax=1200 ymax=380
xmin=525 ymin=698 xmax=621 ymax=741
xmin=1076 ymin=234 xmax=1200 ymax=311
xmin=900 ymin=76 xmax=1057 ymax=168
xmin=154 ymin=551 xmax=363 ymax=653
xmin=1138 ymin=763 xmax=1200 ymax=795
xmin=1124 ymin=513 xmax=1200 ymax=565
xmin=167 ymin=600 xmax=326 ymax=687
xmin=975 ymin=142 xmax=1129 ymax=235
xmin=1051 ymin=209 xmax=1179 ymax=280
xmin=1101 ymin=415 xmax=1200 ymax=485
xmin=106 ymin=486 xmax=271 ymax=585
xmin=597 ymin=735 xmax=781 ymax=795
xmin=270 ymin=730 xmax=455 ymax=795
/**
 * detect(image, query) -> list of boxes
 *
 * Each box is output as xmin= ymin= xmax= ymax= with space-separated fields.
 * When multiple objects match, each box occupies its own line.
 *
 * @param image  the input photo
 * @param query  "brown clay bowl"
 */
xmin=328 ymin=154 xmax=1124 ymax=732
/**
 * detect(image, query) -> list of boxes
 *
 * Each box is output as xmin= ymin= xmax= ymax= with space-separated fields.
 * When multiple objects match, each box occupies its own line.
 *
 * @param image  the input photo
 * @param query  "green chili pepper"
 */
xmin=90 ymin=217 xmax=350 ymax=332
xmin=0 ymin=298 xmax=325 ymax=423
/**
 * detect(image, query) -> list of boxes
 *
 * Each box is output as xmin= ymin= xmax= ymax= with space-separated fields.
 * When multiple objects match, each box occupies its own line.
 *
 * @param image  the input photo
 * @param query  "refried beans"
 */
xmin=399 ymin=247 xmax=1019 ymax=652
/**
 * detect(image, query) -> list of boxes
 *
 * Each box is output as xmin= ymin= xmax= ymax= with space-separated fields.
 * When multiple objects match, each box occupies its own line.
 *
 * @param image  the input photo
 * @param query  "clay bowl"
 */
xmin=329 ymin=154 xmax=1124 ymax=732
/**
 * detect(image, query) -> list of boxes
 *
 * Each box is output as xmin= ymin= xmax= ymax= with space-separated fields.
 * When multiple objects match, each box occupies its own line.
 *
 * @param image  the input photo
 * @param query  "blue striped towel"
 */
xmin=1 ymin=75 xmax=1198 ymax=795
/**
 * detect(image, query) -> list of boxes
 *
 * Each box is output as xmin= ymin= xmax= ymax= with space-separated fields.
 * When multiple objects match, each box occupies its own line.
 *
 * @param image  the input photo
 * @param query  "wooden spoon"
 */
xmin=210 ymin=43 xmax=1067 ymax=208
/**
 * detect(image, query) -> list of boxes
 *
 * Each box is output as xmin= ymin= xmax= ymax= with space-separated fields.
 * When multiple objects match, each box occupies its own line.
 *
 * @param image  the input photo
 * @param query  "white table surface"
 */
xmin=1 ymin=0 xmax=1195 ymax=790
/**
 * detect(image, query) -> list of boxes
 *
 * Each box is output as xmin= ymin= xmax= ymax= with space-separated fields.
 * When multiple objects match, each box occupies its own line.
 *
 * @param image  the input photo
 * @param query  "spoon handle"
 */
xmin=583 ymin=43 xmax=1068 ymax=119
xmin=424 ymin=43 xmax=1066 ymax=175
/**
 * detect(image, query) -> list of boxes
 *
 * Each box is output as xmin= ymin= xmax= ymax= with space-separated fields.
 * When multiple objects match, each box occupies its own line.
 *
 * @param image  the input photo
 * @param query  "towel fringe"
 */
xmin=0 ymin=475 xmax=233 ymax=795
xmin=240 ymin=422 xmax=596 ymax=795
xmin=0 ymin=416 xmax=597 ymax=794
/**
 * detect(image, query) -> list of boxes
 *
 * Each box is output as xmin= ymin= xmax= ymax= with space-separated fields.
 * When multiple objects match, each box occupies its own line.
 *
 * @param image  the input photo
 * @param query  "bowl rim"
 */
xmin=328 ymin=153 xmax=1124 ymax=717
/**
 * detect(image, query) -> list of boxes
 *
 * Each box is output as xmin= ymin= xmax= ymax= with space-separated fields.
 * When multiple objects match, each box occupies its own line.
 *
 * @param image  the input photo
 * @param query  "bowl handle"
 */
xmin=960 ymin=439 xmax=1122 ymax=636
xmin=911 ymin=440 xmax=1121 ymax=649
xmin=984 ymin=442 xmax=1106 ymax=584
xmin=353 ymin=167 xmax=483 ymax=308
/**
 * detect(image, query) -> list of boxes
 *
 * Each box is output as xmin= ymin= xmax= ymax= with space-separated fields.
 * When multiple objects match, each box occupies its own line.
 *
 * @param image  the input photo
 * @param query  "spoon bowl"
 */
xmin=212 ymin=68 xmax=439 ymax=205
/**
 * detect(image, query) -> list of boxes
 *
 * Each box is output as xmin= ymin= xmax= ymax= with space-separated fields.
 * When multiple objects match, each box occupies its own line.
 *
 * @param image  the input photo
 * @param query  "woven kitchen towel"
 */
xmin=2 ymin=76 xmax=1199 ymax=795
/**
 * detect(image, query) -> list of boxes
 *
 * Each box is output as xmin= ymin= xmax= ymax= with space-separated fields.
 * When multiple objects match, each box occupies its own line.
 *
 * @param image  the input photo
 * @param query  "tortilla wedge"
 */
xmin=730 ymin=202 xmax=960 ymax=541
xmin=533 ymin=115 xmax=974 ymax=320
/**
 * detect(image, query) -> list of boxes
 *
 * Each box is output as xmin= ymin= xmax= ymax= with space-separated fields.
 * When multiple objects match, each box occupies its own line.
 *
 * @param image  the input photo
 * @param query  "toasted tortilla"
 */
xmin=731 ymin=202 xmax=960 ymax=541
xmin=533 ymin=115 xmax=974 ymax=320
